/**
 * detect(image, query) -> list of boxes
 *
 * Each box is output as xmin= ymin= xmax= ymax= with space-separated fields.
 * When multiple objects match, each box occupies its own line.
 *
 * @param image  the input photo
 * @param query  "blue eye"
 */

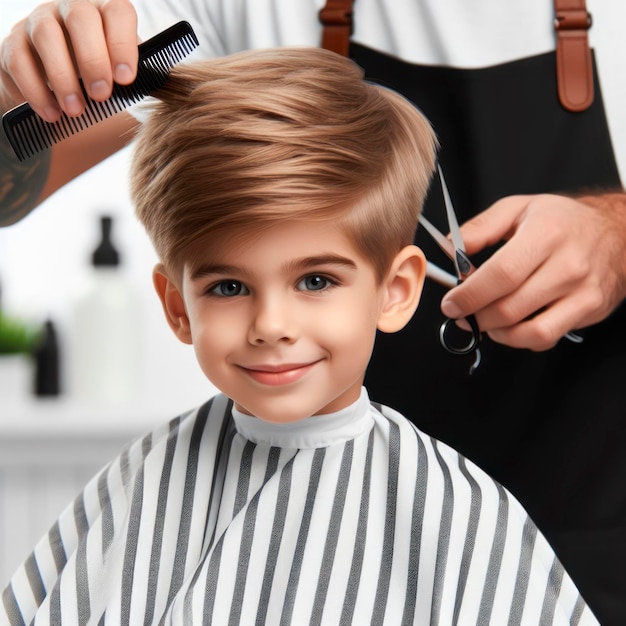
xmin=298 ymin=275 xmax=331 ymax=291
xmin=211 ymin=280 xmax=249 ymax=297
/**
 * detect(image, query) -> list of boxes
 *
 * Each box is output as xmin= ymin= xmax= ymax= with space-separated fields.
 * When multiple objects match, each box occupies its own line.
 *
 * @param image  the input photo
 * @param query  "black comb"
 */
xmin=2 ymin=20 xmax=199 ymax=161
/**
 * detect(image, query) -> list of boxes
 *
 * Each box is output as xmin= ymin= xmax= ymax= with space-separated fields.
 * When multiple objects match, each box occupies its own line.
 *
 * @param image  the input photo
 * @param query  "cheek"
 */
xmin=316 ymin=300 xmax=380 ymax=354
xmin=188 ymin=307 xmax=241 ymax=365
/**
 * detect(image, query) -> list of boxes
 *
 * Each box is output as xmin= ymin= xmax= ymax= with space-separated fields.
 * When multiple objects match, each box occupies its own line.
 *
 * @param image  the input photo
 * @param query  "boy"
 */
xmin=2 ymin=48 xmax=597 ymax=625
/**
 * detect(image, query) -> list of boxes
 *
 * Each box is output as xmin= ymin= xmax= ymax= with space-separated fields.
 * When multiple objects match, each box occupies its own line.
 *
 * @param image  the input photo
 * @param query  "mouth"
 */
xmin=239 ymin=361 xmax=320 ymax=386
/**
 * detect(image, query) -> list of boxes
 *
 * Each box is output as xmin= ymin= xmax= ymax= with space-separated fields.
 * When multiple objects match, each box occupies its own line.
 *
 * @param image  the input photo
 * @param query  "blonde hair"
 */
xmin=131 ymin=47 xmax=437 ymax=281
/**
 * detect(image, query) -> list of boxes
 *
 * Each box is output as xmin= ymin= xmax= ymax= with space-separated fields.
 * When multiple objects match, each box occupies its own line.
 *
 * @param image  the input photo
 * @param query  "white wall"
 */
xmin=0 ymin=1 xmax=215 ymax=416
xmin=0 ymin=0 xmax=218 ymax=584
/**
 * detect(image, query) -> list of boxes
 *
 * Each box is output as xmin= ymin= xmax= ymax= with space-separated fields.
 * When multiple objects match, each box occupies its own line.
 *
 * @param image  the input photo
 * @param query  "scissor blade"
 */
xmin=418 ymin=215 xmax=455 ymax=261
xmin=438 ymin=166 xmax=463 ymax=249
xmin=419 ymin=213 xmax=478 ymax=281
xmin=426 ymin=261 xmax=458 ymax=289
xmin=438 ymin=165 xmax=471 ymax=279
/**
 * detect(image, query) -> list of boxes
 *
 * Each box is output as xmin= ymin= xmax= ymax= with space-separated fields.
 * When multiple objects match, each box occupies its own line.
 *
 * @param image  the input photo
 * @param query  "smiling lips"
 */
xmin=241 ymin=362 xmax=320 ymax=386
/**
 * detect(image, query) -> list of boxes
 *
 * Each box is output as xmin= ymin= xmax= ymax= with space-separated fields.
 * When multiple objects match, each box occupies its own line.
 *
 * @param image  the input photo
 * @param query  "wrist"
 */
xmin=577 ymin=191 xmax=626 ymax=302
xmin=576 ymin=190 xmax=626 ymax=210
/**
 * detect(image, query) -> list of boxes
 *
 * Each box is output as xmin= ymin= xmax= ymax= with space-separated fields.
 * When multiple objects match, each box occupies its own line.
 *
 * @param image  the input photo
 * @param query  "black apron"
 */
xmin=354 ymin=43 xmax=626 ymax=625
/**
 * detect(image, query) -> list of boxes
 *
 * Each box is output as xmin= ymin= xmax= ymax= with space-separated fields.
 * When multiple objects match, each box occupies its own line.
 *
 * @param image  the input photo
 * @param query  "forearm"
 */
xmin=0 ymin=111 xmax=138 ymax=227
xmin=0 ymin=120 xmax=51 ymax=226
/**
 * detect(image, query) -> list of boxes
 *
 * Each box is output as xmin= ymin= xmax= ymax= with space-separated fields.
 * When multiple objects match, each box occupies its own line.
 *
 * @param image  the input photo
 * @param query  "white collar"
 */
xmin=231 ymin=387 xmax=374 ymax=449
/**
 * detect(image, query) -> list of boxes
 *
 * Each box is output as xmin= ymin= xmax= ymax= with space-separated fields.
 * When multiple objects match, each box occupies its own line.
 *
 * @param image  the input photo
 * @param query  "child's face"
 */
xmin=160 ymin=220 xmax=406 ymax=423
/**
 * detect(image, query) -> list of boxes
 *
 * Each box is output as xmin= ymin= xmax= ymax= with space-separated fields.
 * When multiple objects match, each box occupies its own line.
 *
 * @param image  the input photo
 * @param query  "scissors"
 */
xmin=420 ymin=166 xmax=583 ymax=374
xmin=420 ymin=166 xmax=483 ymax=373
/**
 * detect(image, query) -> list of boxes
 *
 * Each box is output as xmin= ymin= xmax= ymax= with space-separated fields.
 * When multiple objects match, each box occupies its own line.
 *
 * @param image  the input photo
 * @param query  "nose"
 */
xmin=248 ymin=293 xmax=298 ymax=346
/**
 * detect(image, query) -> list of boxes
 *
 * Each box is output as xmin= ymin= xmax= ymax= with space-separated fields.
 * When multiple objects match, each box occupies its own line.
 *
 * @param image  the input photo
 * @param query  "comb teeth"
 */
xmin=2 ymin=21 xmax=198 ymax=161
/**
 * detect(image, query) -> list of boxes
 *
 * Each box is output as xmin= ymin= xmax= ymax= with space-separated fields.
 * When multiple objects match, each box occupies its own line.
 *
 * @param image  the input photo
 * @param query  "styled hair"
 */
xmin=131 ymin=47 xmax=437 ymax=281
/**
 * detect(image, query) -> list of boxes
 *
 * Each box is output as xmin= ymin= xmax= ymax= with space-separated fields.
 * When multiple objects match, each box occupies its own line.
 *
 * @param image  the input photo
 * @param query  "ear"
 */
xmin=153 ymin=263 xmax=193 ymax=344
xmin=377 ymin=245 xmax=426 ymax=333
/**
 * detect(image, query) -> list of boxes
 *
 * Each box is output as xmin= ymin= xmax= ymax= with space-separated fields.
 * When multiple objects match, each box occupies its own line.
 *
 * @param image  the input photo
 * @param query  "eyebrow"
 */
xmin=189 ymin=254 xmax=358 ymax=281
xmin=284 ymin=254 xmax=358 ymax=273
xmin=190 ymin=263 xmax=240 ymax=281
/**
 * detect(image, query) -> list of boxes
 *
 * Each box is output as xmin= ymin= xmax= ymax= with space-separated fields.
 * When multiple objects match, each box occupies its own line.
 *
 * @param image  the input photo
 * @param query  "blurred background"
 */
xmin=0 ymin=0 xmax=215 ymax=585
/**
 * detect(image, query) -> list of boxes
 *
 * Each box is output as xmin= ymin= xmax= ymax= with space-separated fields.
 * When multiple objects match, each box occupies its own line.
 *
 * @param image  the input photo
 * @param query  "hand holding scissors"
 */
xmin=420 ymin=167 xmax=583 ymax=374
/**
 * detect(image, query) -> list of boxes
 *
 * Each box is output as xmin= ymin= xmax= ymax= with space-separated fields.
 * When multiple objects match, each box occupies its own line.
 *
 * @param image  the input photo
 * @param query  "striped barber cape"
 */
xmin=1 ymin=389 xmax=598 ymax=625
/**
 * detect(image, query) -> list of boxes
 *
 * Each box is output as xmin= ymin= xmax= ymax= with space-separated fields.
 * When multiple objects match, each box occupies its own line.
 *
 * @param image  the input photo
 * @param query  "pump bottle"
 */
xmin=70 ymin=215 xmax=140 ymax=403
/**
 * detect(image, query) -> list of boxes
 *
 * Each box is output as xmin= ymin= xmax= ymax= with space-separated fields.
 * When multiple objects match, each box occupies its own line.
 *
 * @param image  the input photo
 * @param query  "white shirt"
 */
xmin=132 ymin=0 xmax=626 ymax=180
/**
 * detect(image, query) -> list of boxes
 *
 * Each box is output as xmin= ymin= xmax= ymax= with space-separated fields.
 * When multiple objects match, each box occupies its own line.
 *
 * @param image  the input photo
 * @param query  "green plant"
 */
xmin=0 ymin=312 xmax=41 ymax=355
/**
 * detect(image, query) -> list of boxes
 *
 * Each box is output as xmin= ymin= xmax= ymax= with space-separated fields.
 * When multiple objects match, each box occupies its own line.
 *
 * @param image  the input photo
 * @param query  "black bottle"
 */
xmin=33 ymin=319 xmax=61 ymax=396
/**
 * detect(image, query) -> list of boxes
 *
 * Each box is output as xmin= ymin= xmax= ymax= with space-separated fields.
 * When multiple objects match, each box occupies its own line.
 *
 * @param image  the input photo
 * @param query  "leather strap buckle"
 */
xmin=554 ymin=9 xmax=592 ymax=31
xmin=319 ymin=0 xmax=354 ymax=57
xmin=319 ymin=7 xmax=353 ymax=28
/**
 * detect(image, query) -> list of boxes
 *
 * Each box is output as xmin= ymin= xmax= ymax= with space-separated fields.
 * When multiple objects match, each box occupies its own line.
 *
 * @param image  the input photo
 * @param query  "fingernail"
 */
xmin=441 ymin=299 xmax=462 ymax=319
xmin=90 ymin=79 xmax=110 ymax=100
xmin=43 ymin=105 xmax=61 ymax=122
xmin=114 ymin=63 xmax=133 ymax=83
xmin=64 ymin=93 xmax=83 ymax=116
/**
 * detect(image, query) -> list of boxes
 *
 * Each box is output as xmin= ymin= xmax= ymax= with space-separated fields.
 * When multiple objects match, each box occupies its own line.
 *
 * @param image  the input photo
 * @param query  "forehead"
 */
xmin=182 ymin=219 xmax=370 ymax=275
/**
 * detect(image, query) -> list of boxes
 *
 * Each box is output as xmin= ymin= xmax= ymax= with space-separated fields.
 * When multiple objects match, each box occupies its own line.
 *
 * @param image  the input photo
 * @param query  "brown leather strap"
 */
xmin=319 ymin=0 xmax=353 ymax=56
xmin=319 ymin=1 xmax=594 ymax=112
xmin=554 ymin=0 xmax=594 ymax=112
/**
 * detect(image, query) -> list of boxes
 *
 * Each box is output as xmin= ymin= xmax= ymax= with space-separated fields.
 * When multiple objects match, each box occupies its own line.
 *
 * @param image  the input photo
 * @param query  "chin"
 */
xmin=253 ymin=407 xmax=314 ymax=424
xmin=236 ymin=397 xmax=324 ymax=424
xmin=232 ymin=384 xmax=359 ymax=423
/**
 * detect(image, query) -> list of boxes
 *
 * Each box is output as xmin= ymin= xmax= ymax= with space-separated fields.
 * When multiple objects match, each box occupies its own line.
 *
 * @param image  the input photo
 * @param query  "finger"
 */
xmin=0 ymin=23 xmax=65 ymax=121
xmin=486 ymin=295 xmax=586 ymax=351
xmin=27 ymin=10 xmax=88 ymax=116
xmin=442 ymin=195 xmax=571 ymax=319
xmin=471 ymin=254 xmax=578 ymax=332
xmin=441 ymin=224 xmax=553 ymax=320
xmin=0 ymin=66 xmax=23 ymax=109
xmin=99 ymin=0 xmax=139 ymax=84
xmin=457 ymin=195 xmax=531 ymax=255
xmin=59 ymin=1 xmax=114 ymax=101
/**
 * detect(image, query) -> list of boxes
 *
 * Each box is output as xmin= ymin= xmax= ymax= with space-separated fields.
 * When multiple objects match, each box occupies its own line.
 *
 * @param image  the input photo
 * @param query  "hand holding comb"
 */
xmin=2 ymin=21 xmax=199 ymax=162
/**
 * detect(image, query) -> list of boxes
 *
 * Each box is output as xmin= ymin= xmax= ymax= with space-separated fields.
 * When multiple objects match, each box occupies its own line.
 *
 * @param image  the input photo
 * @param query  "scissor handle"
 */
xmin=439 ymin=315 xmax=481 ymax=355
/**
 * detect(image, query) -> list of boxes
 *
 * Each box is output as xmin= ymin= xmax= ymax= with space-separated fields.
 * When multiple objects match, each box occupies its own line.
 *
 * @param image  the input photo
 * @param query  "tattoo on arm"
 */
xmin=0 ymin=129 xmax=51 ymax=227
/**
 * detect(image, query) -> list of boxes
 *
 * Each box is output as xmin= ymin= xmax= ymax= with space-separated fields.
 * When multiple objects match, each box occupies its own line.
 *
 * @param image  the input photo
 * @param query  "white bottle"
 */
xmin=70 ymin=216 xmax=141 ymax=404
